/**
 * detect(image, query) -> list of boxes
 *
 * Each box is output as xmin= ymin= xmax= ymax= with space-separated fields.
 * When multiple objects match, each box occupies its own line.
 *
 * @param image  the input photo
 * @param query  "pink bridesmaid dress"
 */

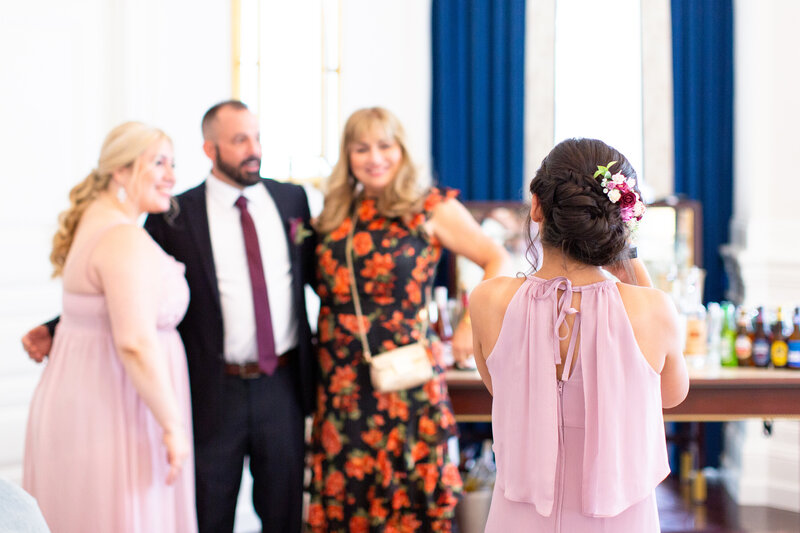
xmin=485 ymin=276 xmax=669 ymax=532
xmin=23 ymin=225 xmax=197 ymax=533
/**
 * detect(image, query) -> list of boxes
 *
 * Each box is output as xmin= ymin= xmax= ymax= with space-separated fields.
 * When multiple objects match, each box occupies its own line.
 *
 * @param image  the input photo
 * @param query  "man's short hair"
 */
xmin=201 ymin=100 xmax=249 ymax=140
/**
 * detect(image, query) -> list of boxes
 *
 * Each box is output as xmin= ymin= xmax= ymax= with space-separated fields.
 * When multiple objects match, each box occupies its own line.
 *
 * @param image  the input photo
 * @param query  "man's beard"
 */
xmin=215 ymin=149 xmax=261 ymax=187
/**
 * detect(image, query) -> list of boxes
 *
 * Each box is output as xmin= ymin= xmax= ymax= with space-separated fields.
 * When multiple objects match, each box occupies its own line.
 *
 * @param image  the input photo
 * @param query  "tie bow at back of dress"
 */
xmin=538 ymin=277 xmax=582 ymax=377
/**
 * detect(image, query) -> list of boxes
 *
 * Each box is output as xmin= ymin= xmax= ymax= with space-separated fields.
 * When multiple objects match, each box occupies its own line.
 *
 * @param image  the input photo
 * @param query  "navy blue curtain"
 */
xmin=671 ymin=0 xmax=734 ymax=304
xmin=431 ymin=0 xmax=526 ymax=201
xmin=671 ymin=0 xmax=734 ymax=471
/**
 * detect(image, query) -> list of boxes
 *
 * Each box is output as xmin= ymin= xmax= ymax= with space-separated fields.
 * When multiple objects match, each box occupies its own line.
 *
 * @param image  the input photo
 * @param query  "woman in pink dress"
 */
xmin=23 ymin=122 xmax=197 ymax=533
xmin=470 ymin=138 xmax=689 ymax=532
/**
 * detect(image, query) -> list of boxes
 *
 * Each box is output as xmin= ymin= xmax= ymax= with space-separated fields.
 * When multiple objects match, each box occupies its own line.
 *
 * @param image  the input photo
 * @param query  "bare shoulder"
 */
xmin=616 ymin=283 xmax=681 ymax=341
xmin=471 ymin=276 xmax=526 ymax=373
xmin=428 ymin=196 xmax=471 ymax=225
xmin=93 ymin=224 xmax=161 ymax=266
xmin=472 ymin=276 xmax=525 ymax=305
xmin=471 ymin=276 xmax=526 ymax=322
xmin=617 ymin=283 xmax=674 ymax=315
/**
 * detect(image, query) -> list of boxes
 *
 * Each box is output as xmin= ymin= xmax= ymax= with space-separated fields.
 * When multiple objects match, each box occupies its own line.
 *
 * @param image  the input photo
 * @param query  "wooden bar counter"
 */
xmin=445 ymin=366 xmax=800 ymax=422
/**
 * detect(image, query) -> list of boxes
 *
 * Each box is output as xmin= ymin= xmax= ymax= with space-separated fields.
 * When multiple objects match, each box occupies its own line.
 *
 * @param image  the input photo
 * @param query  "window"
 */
xmin=553 ymin=0 xmax=644 ymax=180
xmin=234 ymin=0 xmax=342 ymax=183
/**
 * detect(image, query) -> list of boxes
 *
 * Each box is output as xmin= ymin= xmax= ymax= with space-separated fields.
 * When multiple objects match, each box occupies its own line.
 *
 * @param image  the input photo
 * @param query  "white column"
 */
xmin=641 ymin=0 xmax=674 ymax=200
xmin=722 ymin=0 xmax=800 ymax=512
xmin=524 ymin=0 xmax=556 ymax=191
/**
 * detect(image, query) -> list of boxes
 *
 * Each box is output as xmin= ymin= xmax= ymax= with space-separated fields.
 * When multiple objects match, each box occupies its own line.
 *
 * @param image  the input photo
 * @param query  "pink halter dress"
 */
xmin=485 ymin=276 xmax=669 ymax=532
xmin=23 ymin=224 xmax=197 ymax=533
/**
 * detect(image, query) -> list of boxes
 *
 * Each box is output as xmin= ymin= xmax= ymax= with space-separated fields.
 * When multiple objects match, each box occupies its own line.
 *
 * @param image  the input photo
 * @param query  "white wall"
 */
xmin=0 ymin=0 xmax=230 ymax=483
xmin=729 ymin=0 xmax=800 ymax=308
xmin=721 ymin=0 xmax=800 ymax=512
xmin=340 ymin=0 xmax=432 ymax=178
xmin=553 ymin=0 xmax=644 ymax=180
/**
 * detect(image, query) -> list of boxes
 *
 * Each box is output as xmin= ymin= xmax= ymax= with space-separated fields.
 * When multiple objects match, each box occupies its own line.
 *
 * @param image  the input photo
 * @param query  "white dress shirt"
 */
xmin=205 ymin=174 xmax=297 ymax=364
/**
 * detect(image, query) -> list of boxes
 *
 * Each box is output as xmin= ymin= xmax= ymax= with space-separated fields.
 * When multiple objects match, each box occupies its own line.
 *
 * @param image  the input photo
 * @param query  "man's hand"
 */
xmin=21 ymin=325 xmax=53 ymax=363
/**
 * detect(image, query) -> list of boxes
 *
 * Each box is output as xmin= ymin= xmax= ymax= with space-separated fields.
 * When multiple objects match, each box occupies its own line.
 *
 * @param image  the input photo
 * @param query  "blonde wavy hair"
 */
xmin=316 ymin=107 xmax=429 ymax=233
xmin=50 ymin=122 xmax=170 ymax=277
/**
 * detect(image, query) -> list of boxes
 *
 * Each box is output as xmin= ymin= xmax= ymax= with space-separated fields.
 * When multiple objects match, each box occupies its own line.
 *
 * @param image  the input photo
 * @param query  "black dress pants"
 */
xmin=194 ymin=364 xmax=305 ymax=533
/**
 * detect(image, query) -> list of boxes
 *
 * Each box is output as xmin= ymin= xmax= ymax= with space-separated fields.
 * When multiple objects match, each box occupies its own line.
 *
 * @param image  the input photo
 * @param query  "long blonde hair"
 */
xmin=316 ymin=107 xmax=428 ymax=233
xmin=50 ymin=122 xmax=170 ymax=277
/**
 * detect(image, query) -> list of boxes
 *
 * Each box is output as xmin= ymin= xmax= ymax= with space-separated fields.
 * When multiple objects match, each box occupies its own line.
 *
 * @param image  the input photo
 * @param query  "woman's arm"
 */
xmin=469 ymin=281 xmax=495 ymax=395
xmin=429 ymin=199 xmax=511 ymax=363
xmin=654 ymin=291 xmax=690 ymax=408
xmin=93 ymin=225 xmax=190 ymax=484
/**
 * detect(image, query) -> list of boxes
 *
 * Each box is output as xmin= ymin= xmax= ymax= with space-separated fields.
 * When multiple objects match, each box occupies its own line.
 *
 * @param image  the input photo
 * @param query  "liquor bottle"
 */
xmin=684 ymin=305 xmax=708 ymax=369
xmin=787 ymin=307 xmax=800 ymax=369
xmin=734 ymin=307 xmax=753 ymax=367
xmin=751 ymin=307 xmax=771 ymax=367
xmin=705 ymin=302 xmax=723 ymax=368
xmin=434 ymin=286 xmax=454 ymax=341
xmin=719 ymin=302 xmax=738 ymax=367
xmin=770 ymin=307 xmax=789 ymax=368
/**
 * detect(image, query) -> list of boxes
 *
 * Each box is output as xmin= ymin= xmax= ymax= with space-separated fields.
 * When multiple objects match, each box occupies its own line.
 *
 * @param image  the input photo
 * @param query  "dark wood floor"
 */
xmin=657 ymin=476 xmax=800 ymax=533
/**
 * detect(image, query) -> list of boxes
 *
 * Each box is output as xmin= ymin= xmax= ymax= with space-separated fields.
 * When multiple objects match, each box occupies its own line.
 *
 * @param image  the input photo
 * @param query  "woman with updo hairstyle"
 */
xmin=470 ymin=138 xmax=689 ymax=532
xmin=23 ymin=122 xmax=197 ymax=532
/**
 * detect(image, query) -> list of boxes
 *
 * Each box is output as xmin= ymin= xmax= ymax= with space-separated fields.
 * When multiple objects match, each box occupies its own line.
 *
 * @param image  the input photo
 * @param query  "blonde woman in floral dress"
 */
xmin=307 ymin=108 xmax=509 ymax=532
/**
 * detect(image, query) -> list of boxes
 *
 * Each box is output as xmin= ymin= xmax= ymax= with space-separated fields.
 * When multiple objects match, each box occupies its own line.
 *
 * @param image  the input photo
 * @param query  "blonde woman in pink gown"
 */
xmin=23 ymin=122 xmax=197 ymax=533
xmin=470 ymin=138 xmax=689 ymax=532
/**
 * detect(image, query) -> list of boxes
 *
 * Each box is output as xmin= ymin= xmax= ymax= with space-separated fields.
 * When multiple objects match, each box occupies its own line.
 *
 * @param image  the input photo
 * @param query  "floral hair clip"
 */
xmin=593 ymin=161 xmax=646 ymax=231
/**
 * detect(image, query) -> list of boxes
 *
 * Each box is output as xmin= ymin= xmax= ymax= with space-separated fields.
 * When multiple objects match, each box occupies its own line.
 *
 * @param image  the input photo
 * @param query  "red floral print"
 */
xmin=309 ymin=190 xmax=462 ymax=532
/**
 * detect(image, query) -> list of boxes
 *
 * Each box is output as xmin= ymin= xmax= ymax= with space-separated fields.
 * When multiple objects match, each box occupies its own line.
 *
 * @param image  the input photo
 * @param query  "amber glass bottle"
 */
xmin=734 ymin=308 xmax=753 ymax=366
xmin=433 ymin=286 xmax=453 ymax=341
xmin=770 ymin=307 xmax=789 ymax=368
xmin=787 ymin=307 xmax=800 ymax=370
xmin=751 ymin=307 xmax=771 ymax=367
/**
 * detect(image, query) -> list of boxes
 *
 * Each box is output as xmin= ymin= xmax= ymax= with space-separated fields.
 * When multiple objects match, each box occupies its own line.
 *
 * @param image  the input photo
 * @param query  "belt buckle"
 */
xmin=239 ymin=364 xmax=262 ymax=379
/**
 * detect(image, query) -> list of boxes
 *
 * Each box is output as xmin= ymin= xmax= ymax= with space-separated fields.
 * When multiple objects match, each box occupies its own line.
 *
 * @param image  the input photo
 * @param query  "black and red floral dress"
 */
xmin=308 ymin=188 xmax=463 ymax=532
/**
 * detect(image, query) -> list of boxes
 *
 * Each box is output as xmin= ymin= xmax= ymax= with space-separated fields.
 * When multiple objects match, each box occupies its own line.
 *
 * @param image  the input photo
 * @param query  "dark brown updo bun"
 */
xmin=526 ymin=138 xmax=640 ymax=267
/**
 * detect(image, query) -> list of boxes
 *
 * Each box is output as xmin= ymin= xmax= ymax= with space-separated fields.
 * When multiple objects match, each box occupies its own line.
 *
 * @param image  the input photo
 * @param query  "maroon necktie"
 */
xmin=234 ymin=196 xmax=278 ymax=375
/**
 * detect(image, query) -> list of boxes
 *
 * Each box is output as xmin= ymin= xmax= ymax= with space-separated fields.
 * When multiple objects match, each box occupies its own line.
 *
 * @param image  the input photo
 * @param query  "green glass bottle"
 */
xmin=719 ymin=302 xmax=738 ymax=367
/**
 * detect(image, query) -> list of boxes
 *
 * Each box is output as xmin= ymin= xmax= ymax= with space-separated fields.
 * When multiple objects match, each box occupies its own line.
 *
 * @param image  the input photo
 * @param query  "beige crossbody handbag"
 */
xmin=345 ymin=208 xmax=435 ymax=392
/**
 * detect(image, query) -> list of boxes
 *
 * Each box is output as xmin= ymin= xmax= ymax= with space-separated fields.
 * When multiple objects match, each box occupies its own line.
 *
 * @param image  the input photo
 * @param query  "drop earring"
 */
xmin=117 ymin=186 xmax=127 ymax=203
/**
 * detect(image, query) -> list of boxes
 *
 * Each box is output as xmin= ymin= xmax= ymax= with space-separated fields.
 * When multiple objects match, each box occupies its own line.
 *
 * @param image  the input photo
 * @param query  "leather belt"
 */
xmin=224 ymin=348 xmax=296 ymax=379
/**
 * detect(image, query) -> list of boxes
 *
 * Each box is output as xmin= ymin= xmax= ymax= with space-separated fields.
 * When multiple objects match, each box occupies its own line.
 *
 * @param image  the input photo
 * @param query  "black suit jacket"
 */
xmin=144 ymin=178 xmax=317 ymax=445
